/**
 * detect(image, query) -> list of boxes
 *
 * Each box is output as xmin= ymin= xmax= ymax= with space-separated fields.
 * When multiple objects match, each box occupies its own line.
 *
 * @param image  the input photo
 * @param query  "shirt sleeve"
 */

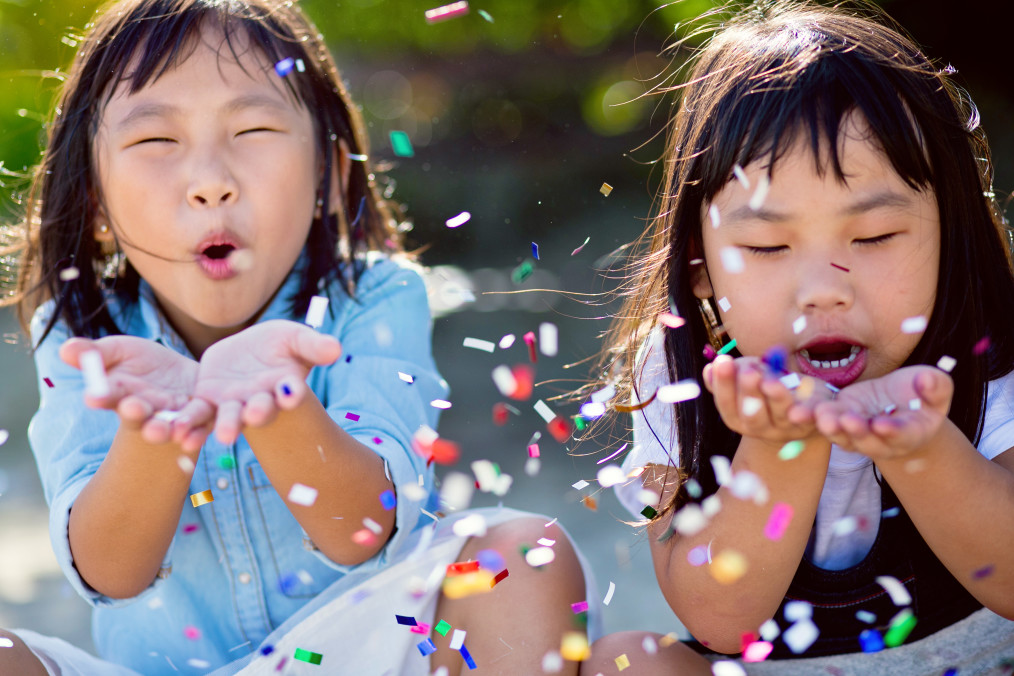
xmin=27 ymin=304 xmax=173 ymax=608
xmin=615 ymin=329 xmax=681 ymax=520
xmin=308 ymin=258 xmax=448 ymax=572
xmin=978 ymin=370 xmax=1014 ymax=460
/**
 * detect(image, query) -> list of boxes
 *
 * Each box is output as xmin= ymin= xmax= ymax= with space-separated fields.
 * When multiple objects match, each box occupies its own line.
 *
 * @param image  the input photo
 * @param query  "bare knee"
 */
xmin=582 ymin=631 xmax=712 ymax=676
xmin=0 ymin=630 xmax=50 ymax=676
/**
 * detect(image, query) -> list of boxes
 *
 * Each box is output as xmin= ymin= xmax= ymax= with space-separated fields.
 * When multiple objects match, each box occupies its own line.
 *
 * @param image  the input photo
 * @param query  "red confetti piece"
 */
xmin=491 ymin=569 xmax=509 ymax=588
xmin=547 ymin=416 xmax=572 ymax=443
xmin=830 ymin=262 xmax=850 ymax=272
xmin=447 ymin=560 xmax=481 ymax=576
xmin=581 ymin=495 xmax=598 ymax=511
xmin=345 ymin=412 xmax=361 ymax=422
xmin=523 ymin=331 xmax=537 ymax=363
xmin=507 ymin=365 xmax=534 ymax=401
xmin=492 ymin=403 xmax=510 ymax=426
xmin=43 ymin=377 xmax=54 ymax=388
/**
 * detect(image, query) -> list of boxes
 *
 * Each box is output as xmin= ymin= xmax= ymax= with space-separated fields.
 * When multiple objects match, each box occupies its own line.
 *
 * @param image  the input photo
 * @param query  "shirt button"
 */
xmin=238 ymin=572 xmax=252 ymax=584
xmin=217 ymin=477 xmax=229 ymax=490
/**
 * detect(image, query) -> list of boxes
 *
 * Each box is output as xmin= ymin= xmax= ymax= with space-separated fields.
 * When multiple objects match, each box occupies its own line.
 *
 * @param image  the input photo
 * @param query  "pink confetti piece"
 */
xmin=764 ymin=502 xmax=793 ymax=540
xmin=596 ymin=443 xmax=628 ymax=464
xmin=658 ymin=312 xmax=685 ymax=328
xmin=425 ymin=1 xmax=468 ymax=23
xmin=345 ymin=412 xmax=361 ymax=422
xmin=183 ymin=626 xmax=201 ymax=641
xmin=527 ymin=444 xmax=540 ymax=458
xmin=973 ymin=336 xmax=990 ymax=355
xmin=183 ymin=523 xmax=199 ymax=534
xmin=570 ymin=600 xmax=589 ymax=613
xmin=43 ymin=377 xmax=54 ymax=388
xmin=571 ymin=236 xmax=590 ymax=256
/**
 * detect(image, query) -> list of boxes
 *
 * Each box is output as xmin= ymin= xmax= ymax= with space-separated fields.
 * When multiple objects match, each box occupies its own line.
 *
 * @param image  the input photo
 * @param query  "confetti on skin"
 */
xmin=379 ymin=490 xmax=397 ymax=510
xmin=531 ymin=242 xmax=540 ymax=260
xmin=228 ymin=249 xmax=254 ymax=272
xmin=491 ymin=569 xmax=509 ymax=587
xmin=459 ymin=644 xmax=477 ymax=669
xmin=571 ymin=236 xmax=590 ymax=255
xmin=445 ymin=211 xmax=471 ymax=228
xmin=447 ymin=629 xmax=468 ymax=651
xmin=876 ymin=575 xmax=913 ymax=606
xmin=908 ymin=398 xmax=922 ymax=410
xmin=570 ymin=600 xmax=589 ymax=614
xmin=447 ymin=560 xmax=481 ymax=576
xmin=425 ymin=1 xmax=469 ymax=23
xmin=973 ymin=336 xmax=991 ymax=355
xmin=687 ymin=545 xmax=709 ymax=566
xmin=274 ymin=58 xmax=295 ymax=77
xmin=539 ymin=323 xmax=558 ymax=357
xmin=287 ymin=483 xmax=318 ymax=507
xmin=763 ymin=346 xmax=788 ymax=373
xmin=717 ymin=296 xmax=731 ymax=312
xmin=793 ymin=315 xmax=807 ymax=335
xmin=615 ymin=654 xmax=631 ymax=671
xmin=720 ymin=247 xmax=744 ymax=273
xmin=389 ymin=130 xmax=414 ymax=157
xmin=748 ymin=173 xmax=770 ymax=211
xmin=884 ymin=609 xmax=917 ymax=647
xmin=779 ymin=440 xmax=805 ymax=461
xmin=434 ymin=620 xmax=453 ymax=636
xmin=937 ymin=355 xmax=957 ymax=372
xmin=829 ymin=262 xmax=850 ymax=273
xmin=190 ymin=490 xmax=214 ymax=507
xmin=717 ymin=338 xmax=737 ymax=355
xmin=80 ymin=350 xmax=110 ymax=398
xmin=901 ymin=316 xmax=928 ymax=334
xmin=764 ymin=502 xmax=793 ymax=540
xmin=178 ymin=456 xmax=195 ymax=474
xmin=0 ymin=637 xmax=14 ymax=648
xmin=710 ymin=549 xmax=747 ymax=584
xmin=972 ymin=564 xmax=995 ymax=579
xmin=463 ymin=337 xmax=496 ymax=352
xmin=305 ymin=295 xmax=329 ymax=328
xmin=732 ymin=164 xmax=751 ymax=190
xmin=709 ymin=204 xmax=721 ymax=228
xmin=443 ymin=570 xmax=494 ymax=598
xmin=741 ymin=396 xmax=763 ymax=417
xmin=511 ymin=260 xmax=535 ymax=284
xmin=351 ymin=529 xmax=377 ymax=546
xmin=183 ymin=626 xmax=201 ymax=640
xmin=673 ymin=504 xmax=707 ymax=537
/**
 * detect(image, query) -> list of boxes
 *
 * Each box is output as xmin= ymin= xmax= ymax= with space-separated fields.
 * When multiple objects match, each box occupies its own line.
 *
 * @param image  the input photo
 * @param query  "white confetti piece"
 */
xmin=463 ymin=337 xmax=495 ymax=352
xmin=80 ymin=350 xmax=110 ymax=398
xmin=572 ymin=480 xmax=590 ymax=490
xmin=702 ymin=494 xmax=722 ymax=518
xmin=0 ymin=637 xmax=14 ymax=648
xmin=59 ymin=266 xmax=80 ymax=281
xmin=709 ymin=204 xmax=721 ymax=228
xmin=498 ymin=334 xmax=515 ymax=349
xmin=525 ymin=457 xmax=541 ymax=476
xmin=713 ymin=661 xmax=747 ymax=676
xmin=793 ymin=315 xmax=807 ymax=335
xmin=741 ymin=396 xmax=763 ymax=416
xmin=400 ymin=482 xmax=428 ymax=502
xmin=732 ymin=164 xmax=751 ymax=190
xmin=642 ymin=636 xmax=658 ymax=654
xmin=900 ymin=315 xmax=927 ymax=334
xmin=445 ymin=211 xmax=471 ymax=228
xmin=525 ymin=546 xmax=555 ymax=567
xmin=596 ymin=465 xmax=627 ymax=488
xmin=855 ymin=610 xmax=877 ymax=624
xmin=657 ymin=379 xmax=702 ymax=403
xmin=748 ymin=173 xmax=770 ymax=211
xmin=876 ymin=575 xmax=912 ymax=606
xmin=759 ymin=618 xmax=780 ymax=641
xmin=832 ymin=515 xmax=857 ymax=536
xmin=228 ymin=249 xmax=254 ymax=272
xmin=491 ymin=365 xmax=517 ymax=396
xmin=672 ymin=503 xmax=708 ymax=536
xmin=717 ymin=296 xmax=731 ymax=312
xmin=580 ymin=402 xmax=606 ymax=418
xmin=603 ymin=581 xmax=616 ymax=605
xmin=430 ymin=399 xmax=452 ymax=409
xmin=177 ymin=456 xmax=195 ymax=474
xmin=414 ymin=425 xmax=439 ymax=447
xmin=590 ymin=384 xmax=616 ymax=403
xmin=542 ymin=651 xmax=564 ymax=673
xmin=779 ymin=372 xmax=801 ymax=389
xmin=782 ymin=618 xmax=819 ymax=654
xmin=539 ymin=322 xmax=558 ymax=357
xmin=452 ymin=513 xmax=487 ymax=537
xmin=439 ymin=472 xmax=474 ymax=512
xmin=0 ymin=429 xmax=8 ymax=447
xmin=287 ymin=483 xmax=318 ymax=507
xmin=784 ymin=600 xmax=813 ymax=621
xmin=711 ymin=455 xmax=732 ymax=486
xmin=720 ymin=247 xmax=744 ymax=273
xmin=449 ymin=629 xmax=467 ymax=650
xmin=908 ymin=398 xmax=922 ymax=410
xmin=936 ymin=355 xmax=956 ymax=372
xmin=534 ymin=399 xmax=556 ymax=423
xmin=398 ymin=372 xmax=415 ymax=383
xmin=305 ymin=295 xmax=329 ymax=328
xmin=363 ymin=517 xmax=382 ymax=534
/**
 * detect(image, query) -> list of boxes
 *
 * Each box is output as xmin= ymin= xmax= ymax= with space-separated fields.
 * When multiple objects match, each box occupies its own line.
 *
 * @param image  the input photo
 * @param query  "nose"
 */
xmin=186 ymin=155 xmax=239 ymax=209
xmin=795 ymin=258 xmax=854 ymax=313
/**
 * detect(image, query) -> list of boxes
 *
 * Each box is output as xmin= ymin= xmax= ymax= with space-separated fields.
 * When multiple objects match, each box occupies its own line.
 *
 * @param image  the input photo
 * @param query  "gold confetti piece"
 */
xmin=710 ymin=549 xmax=747 ymax=584
xmin=614 ymin=390 xmax=658 ymax=413
xmin=442 ymin=570 xmax=494 ymax=599
xmin=190 ymin=490 xmax=214 ymax=507
xmin=581 ymin=495 xmax=598 ymax=511
xmin=600 ymin=182 xmax=613 ymax=196
xmin=560 ymin=632 xmax=590 ymax=661
xmin=658 ymin=632 xmax=680 ymax=648
xmin=615 ymin=653 xmax=630 ymax=670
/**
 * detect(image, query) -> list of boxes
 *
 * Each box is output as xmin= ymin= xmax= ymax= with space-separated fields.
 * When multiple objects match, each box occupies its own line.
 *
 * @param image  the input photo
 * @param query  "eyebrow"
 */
xmin=721 ymin=190 xmax=916 ymax=227
xmin=113 ymin=94 xmax=292 ymax=132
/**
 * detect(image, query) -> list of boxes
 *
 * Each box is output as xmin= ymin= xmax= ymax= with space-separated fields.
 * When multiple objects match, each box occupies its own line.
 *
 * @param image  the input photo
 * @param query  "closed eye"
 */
xmin=742 ymin=245 xmax=788 ymax=256
xmin=237 ymin=127 xmax=277 ymax=136
xmin=854 ymin=233 xmax=897 ymax=246
xmin=134 ymin=137 xmax=175 ymax=145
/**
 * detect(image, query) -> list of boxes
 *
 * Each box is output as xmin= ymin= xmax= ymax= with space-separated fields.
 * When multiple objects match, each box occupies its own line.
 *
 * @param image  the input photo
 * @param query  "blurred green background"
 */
xmin=1 ymin=0 xmax=1011 ymax=660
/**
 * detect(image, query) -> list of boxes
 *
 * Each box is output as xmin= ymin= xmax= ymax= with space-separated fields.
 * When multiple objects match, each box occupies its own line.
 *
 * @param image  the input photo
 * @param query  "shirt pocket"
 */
xmin=246 ymin=463 xmax=338 ymax=599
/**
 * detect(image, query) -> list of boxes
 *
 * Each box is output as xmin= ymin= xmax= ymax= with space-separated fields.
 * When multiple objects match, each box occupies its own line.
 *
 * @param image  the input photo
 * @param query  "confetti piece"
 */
xmin=178 ymin=456 xmax=195 ymax=474
xmin=901 ymin=315 xmax=927 ymax=334
xmin=572 ymin=480 xmax=590 ymax=491
xmin=348 ymin=153 xmax=368 ymax=162
xmin=657 ymin=379 xmax=702 ymax=403
xmin=0 ymin=638 xmax=12 ymax=648
xmin=762 ymin=346 xmax=788 ymax=373
xmin=571 ymin=600 xmax=589 ymax=614
xmin=859 ymin=629 xmax=884 ymax=653
xmin=287 ymin=483 xmax=318 ymax=507
xmin=717 ymin=338 xmax=737 ymax=355
xmin=434 ymin=620 xmax=452 ymax=636
xmin=884 ymin=608 xmax=917 ymax=647
xmin=351 ymin=529 xmax=377 ymax=546
xmin=687 ymin=545 xmax=709 ymax=566
xmin=531 ymin=242 xmax=540 ymax=260
xmin=523 ymin=331 xmax=538 ymax=362
xmin=742 ymin=640 xmax=774 ymax=662
xmin=539 ymin=323 xmax=558 ymax=357
xmin=527 ymin=444 xmax=540 ymax=458
xmin=748 ymin=173 xmax=770 ymax=210
xmin=876 ymin=575 xmax=912 ymax=606
xmin=709 ymin=204 xmax=721 ymax=228
xmin=741 ymin=396 xmax=763 ymax=416
xmin=190 ymin=490 xmax=214 ymax=507
xmin=783 ymin=618 xmax=819 ymax=654
xmin=425 ymin=1 xmax=469 ymax=23
xmin=416 ymin=638 xmax=437 ymax=657
xmin=274 ymin=58 xmax=295 ymax=77
xmin=398 ymin=372 xmax=415 ymax=384
xmin=396 ymin=614 xmax=417 ymax=626
xmin=342 ymin=413 xmax=361 ymax=423
xmin=719 ymin=247 xmax=744 ymax=273
xmin=596 ymin=181 xmax=614 ymax=196
xmin=442 ymin=570 xmax=494 ymax=598
xmin=431 ymin=399 xmax=452 ymax=409
xmin=183 ymin=625 xmax=201 ymax=640
xmin=447 ymin=560 xmax=481 ymax=576
xmin=829 ymin=262 xmax=850 ymax=273
xmin=936 ymin=355 xmax=957 ymax=372
xmin=792 ymin=315 xmax=807 ymax=334
xmin=0 ymin=430 xmax=8 ymax=447
xmin=492 ymin=569 xmax=509 ymax=587
xmin=615 ymin=654 xmax=630 ymax=671
xmin=732 ymin=164 xmax=751 ymax=190
xmin=452 ymin=513 xmax=488 ymax=537
xmin=183 ymin=523 xmax=199 ymax=534
xmin=547 ymin=416 xmax=571 ymax=443
xmin=459 ymin=644 xmax=477 ymax=669
xmin=973 ymin=336 xmax=990 ymax=355
xmin=713 ymin=661 xmax=748 ymax=676
xmin=581 ymin=402 xmax=606 ymax=419
xmin=710 ymin=549 xmax=747 ymax=584
xmin=534 ymin=400 xmax=556 ymax=423
xmin=80 ymin=350 xmax=110 ymax=398
xmin=759 ymin=619 xmax=779 ymax=642
xmin=440 ymin=472 xmax=474 ymax=511
xmin=658 ymin=312 xmax=685 ymax=328
xmin=478 ymin=9 xmax=493 ymax=21
xmin=464 ymin=336 xmax=497 ymax=353
xmin=511 ymin=260 xmax=534 ymax=284
xmin=784 ymin=601 xmax=812 ymax=621
xmin=779 ymin=373 xmax=801 ymax=390
xmin=445 ymin=211 xmax=471 ymax=228
xmin=972 ymin=564 xmax=995 ymax=579
xmin=764 ymin=502 xmax=793 ymax=540
xmin=779 ymin=440 xmax=804 ymax=460
xmin=410 ymin=622 xmax=431 ymax=635
xmin=560 ymin=631 xmax=590 ymax=661
xmin=449 ymin=629 xmax=467 ymax=650
xmin=43 ymin=377 xmax=54 ymax=388
xmin=673 ymin=504 xmax=708 ymax=537
xmin=596 ymin=465 xmax=626 ymax=488
xmin=908 ymin=398 xmax=921 ymax=410
xmin=305 ymin=295 xmax=329 ymax=328
xmin=59 ymin=266 xmax=80 ymax=281
xmin=571 ymin=236 xmax=590 ymax=256
xmin=377 ymin=490 xmax=396 ymax=511
xmin=525 ymin=546 xmax=555 ymax=567
xmin=389 ymin=130 xmax=414 ymax=157
xmin=614 ymin=390 xmax=657 ymax=413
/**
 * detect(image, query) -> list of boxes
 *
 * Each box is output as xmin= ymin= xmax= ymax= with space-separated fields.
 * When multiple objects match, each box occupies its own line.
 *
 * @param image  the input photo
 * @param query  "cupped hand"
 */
xmin=813 ymin=365 xmax=953 ymax=460
xmin=703 ymin=354 xmax=830 ymax=444
xmin=181 ymin=320 xmax=342 ymax=445
xmin=59 ymin=336 xmax=212 ymax=449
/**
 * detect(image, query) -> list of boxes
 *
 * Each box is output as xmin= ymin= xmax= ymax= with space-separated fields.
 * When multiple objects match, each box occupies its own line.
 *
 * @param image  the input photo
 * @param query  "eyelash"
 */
xmin=743 ymin=233 xmax=897 ymax=256
xmin=135 ymin=129 xmax=275 ymax=144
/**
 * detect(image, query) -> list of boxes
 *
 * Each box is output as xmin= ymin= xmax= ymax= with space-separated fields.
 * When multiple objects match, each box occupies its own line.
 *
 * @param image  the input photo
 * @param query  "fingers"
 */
xmin=214 ymin=400 xmax=244 ymax=445
xmin=170 ymin=399 xmax=216 ymax=445
xmin=58 ymin=337 xmax=98 ymax=369
xmin=274 ymin=377 xmax=307 ymax=411
xmin=293 ymin=329 xmax=342 ymax=367
xmin=241 ymin=392 xmax=278 ymax=427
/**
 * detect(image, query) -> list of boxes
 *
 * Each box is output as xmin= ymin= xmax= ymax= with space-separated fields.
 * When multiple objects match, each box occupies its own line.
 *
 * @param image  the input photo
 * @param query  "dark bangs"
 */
xmin=19 ymin=0 xmax=400 ymax=346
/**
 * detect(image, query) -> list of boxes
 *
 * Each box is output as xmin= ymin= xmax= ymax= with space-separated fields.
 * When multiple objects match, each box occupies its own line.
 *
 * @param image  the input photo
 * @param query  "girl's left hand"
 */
xmin=174 ymin=320 xmax=342 ymax=445
xmin=813 ymin=365 xmax=953 ymax=460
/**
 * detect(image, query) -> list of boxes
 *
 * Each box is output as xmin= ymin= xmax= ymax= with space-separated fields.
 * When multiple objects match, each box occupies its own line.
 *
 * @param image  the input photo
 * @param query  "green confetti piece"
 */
xmin=216 ymin=455 xmax=236 ymax=470
xmin=717 ymin=338 xmax=738 ymax=355
xmin=640 ymin=505 xmax=658 ymax=519
xmin=434 ymin=620 xmax=452 ymax=636
xmin=778 ymin=440 xmax=805 ymax=460
xmin=511 ymin=260 xmax=535 ymax=284
xmin=478 ymin=9 xmax=493 ymax=22
xmin=884 ymin=609 xmax=917 ymax=647
xmin=389 ymin=130 xmax=414 ymax=157
xmin=293 ymin=648 xmax=323 ymax=665
xmin=573 ymin=416 xmax=587 ymax=431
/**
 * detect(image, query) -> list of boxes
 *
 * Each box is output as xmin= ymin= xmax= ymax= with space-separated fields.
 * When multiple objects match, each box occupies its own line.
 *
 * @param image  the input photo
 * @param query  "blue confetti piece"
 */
xmin=531 ymin=242 xmax=539 ymax=260
xmin=762 ymin=345 xmax=788 ymax=374
xmin=279 ymin=572 xmax=299 ymax=595
xmin=459 ymin=644 xmax=476 ymax=669
xmin=859 ymin=629 xmax=885 ymax=653
xmin=380 ymin=490 xmax=397 ymax=510
xmin=477 ymin=548 xmax=505 ymax=572
xmin=417 ymin=638 xmax=437 ymax=657
xmin=396 ymin=614 xmax=417 ymax=626
xmin=259 ymin=645 xmax=275 ymax=656
xmin=274 ymin=57 xmax=295 ymax=77
xmin=942 ymin=669 xmax=958 ymax=676
xmin=882 ymin=507 xmax=900 ymax=518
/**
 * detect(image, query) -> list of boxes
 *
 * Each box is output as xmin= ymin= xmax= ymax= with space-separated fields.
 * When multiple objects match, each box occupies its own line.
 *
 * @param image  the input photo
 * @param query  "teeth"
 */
xmin=800 ymin=345 xmax=860 ymax=370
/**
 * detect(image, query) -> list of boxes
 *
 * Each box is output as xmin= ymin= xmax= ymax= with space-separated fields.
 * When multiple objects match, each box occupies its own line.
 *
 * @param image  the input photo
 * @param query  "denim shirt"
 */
xmin=28 ymin=255 xmax=448 ymax=674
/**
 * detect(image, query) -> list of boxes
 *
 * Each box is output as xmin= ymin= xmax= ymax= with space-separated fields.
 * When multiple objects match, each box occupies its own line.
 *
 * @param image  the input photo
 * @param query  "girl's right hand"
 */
xmin=703 ymin=354 xmax=827 ymax=444
xmin=59 ymin=337 xmax=213 ymax=449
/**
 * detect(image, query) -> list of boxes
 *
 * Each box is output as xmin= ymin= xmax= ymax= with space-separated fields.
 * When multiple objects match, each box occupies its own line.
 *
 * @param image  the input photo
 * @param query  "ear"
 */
xmin=93 ymin=210 xmax=116 ymax=248
xmin=690 ymin=257 xmax=714 ymax=300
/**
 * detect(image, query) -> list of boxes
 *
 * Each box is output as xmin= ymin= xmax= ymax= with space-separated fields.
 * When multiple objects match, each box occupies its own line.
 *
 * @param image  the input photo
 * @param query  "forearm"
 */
xmin=652 ymin=435 xmax=831 ymax=653
xmin=69 ymin=427 xmax=196 ymax=599
xmin=244 ymin=393 xmax=395 ymax=566
xmin=876 ymin=421 xmax=1014 ymax=618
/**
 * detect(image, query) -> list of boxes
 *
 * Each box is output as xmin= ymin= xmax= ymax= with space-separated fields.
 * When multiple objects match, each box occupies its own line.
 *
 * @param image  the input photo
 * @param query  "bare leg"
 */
xmin=580 ymin=631 xmax=714 ymax=675
xmin=0 ymin=630 xmax=50 ymax=676
xmin=431 ymin=517 xmax=587 ymax=675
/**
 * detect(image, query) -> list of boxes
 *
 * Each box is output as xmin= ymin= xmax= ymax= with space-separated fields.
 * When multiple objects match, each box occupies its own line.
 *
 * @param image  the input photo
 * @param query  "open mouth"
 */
xmin=799 ymin=343 xmax=861 ymax=369
xmin=796 ymin=340 xmax=866 ymax=388
xmin=202 ymin=243 xmax=236 ymax=260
